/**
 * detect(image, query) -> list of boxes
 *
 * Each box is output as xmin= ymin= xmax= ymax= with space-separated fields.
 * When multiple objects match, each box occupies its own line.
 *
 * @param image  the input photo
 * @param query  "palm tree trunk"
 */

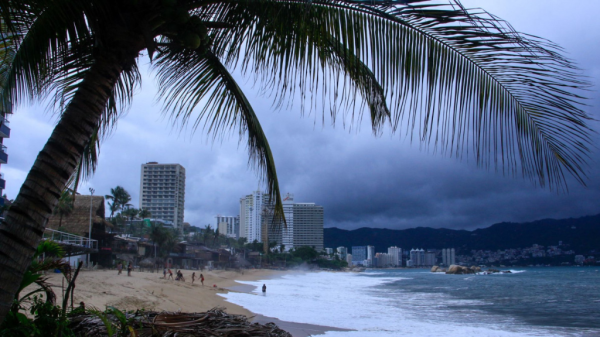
xmin=0 ymin=48 xmax=139 ymax=322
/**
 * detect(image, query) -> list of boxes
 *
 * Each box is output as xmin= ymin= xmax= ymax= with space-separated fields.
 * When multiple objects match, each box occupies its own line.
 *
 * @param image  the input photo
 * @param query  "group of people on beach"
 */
xmin=163 ymin=268 xmax=204 ymax=285
xmin=116 ymin=262 xmax=133 ymax=276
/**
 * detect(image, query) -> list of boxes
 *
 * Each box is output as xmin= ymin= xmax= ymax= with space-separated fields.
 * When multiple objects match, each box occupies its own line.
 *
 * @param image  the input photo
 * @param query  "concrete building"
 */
xmin=337 ymin=246 xmax=348 ymax=261
xmin=239 ymin=192 xmax=323 ymax=252
xmin=280 ymin=194 xmax=324 ymax=251
xmin=0 ymin=112 xmax=10 ymax=208
xmin=215 ymin=215 xmax=239 ymax=238
xmin=375 ymin=253 xmax=393 ymax=267
xmin=409 ymin=248 xmax=425 ymax=266
xmin=424 ymin=251 xmax=436 ymax=266
xmin=388 ymin=246 xmax=402 ymax=267
xmin=239 ymin=191 xmax=271 ymax=242
xmin=366 ymin=245 xmax=375 ymax=267
xmin=442 ymin=248 xmax=456 ymax=266
xmin=139 ymin=162 xmax=186 ymax=234
xmin=352 ymin=246 xmax=367 ymax=265
xmin=346 ymin=253 xmax=353 ymax=266
xmin=325 ymin=248 xmax=334 ymax=255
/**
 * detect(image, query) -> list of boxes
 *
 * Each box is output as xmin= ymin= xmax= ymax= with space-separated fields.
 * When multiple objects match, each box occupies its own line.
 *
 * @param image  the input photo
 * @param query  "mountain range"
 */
xmin=324 ymin=214 xmax=600 ymax=254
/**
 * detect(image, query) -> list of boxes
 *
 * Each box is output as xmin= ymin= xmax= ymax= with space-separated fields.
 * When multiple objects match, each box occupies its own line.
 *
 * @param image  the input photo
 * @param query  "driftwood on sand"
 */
xmin=69 ymin=307 xmax=292 ymax=337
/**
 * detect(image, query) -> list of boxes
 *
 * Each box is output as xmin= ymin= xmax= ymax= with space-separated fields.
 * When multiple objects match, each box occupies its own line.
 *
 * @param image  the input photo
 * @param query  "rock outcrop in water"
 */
xmin=445 ymin=265 xmax=482 ymax=274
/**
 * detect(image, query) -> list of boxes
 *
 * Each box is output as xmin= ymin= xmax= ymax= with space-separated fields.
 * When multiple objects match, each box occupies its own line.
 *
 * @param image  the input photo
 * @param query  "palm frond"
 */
xmin=154 ymin=47 xmax=285 ymax=220
xmin=207 ymin=0 xmax=591 ymax=189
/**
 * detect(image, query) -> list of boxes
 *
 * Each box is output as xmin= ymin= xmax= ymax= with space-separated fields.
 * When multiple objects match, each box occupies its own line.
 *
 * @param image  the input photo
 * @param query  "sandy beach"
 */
xmin=31 ymin=268 xmax=342 ymax=336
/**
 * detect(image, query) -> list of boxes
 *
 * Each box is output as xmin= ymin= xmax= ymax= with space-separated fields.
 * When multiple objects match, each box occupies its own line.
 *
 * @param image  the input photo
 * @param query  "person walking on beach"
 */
xmin=168 ymin=269 xmax=173 ymax=280
xmin=127 ymin=262 xmax=132 ymax=276
xmin=191 ymin=272 xmax=196 ymax=284
xmin=262 ymin=284 xmax=266 ymax=293
xmin=163 ymin=268 xmax=167 ymax=279
xmin=117 ymin=263 xmax=122 ymax=275
xmin=200 ymin=273 xmax=204 ymax=286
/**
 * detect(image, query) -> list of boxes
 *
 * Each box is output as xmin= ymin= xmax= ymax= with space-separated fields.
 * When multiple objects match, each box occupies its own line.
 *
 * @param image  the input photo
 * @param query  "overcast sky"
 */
xmin=4 ymin=0 xmax=600 ymax=231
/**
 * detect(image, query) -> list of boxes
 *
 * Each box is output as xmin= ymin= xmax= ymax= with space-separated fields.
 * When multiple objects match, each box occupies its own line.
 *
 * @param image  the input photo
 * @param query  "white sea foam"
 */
xmin=219 ymin=271 xmax=571 ymax=337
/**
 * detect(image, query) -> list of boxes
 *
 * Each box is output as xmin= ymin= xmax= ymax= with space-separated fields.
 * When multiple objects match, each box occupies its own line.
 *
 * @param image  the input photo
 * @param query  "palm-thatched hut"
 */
xmin=47 ymin=195 xmax=114 ymax=266
xmin=47 ymin=195 xmax=112 ymax=235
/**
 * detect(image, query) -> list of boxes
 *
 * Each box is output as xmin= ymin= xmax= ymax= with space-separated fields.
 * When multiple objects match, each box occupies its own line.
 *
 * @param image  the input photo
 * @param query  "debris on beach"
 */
xmin=69 ymin=307 xmax=292 ymax=336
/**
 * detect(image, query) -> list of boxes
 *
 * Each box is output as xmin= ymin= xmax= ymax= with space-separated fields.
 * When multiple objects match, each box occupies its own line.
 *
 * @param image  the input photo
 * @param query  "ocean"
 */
xmin=219 ymin=267 xmax=600 ymax=337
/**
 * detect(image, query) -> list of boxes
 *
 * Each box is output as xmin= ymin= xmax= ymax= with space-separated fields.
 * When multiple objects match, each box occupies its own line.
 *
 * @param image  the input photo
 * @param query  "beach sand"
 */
xmin=33 ymin=268 xmax=343 ymax=336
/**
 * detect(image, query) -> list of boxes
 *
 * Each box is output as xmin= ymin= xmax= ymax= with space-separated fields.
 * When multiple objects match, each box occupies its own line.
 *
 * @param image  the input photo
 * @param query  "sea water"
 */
xmin=219 ymin=268 xmax=600 ymax=336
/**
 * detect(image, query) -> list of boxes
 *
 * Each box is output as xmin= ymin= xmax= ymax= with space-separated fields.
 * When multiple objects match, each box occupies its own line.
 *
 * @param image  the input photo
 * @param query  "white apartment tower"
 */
xmin=239 ymin=191 xmax=271 ymax=242
xmin=388 ymin=246 xmax=402 ymax=267
xmin=409 ymin=248 xmax=425 ymax=266
xmin=140 ymin=162 xmax=186 ymax=233
xmin=239 ymin=192 xmax=324 ymax=251
xmin=280 ymin=193 xmax=324 ymax=252
xmin=215 ymin=215 xmax=239 ymax=238
xmin=442 ymin=248 xmax=456 ymax=266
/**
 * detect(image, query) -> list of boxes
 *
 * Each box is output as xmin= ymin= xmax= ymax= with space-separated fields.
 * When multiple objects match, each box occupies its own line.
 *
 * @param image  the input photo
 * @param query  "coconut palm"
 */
xmin=0 ymin=0 xmax=593 ymax=323
xmin=138 ymin=208 xmax=152 ymax=219
xmin=105 ymin=186 xmax=132 ymax=218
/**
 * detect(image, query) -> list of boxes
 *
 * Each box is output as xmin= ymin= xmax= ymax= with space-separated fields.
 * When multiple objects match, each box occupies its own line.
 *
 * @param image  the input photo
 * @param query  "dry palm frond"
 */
xmin=69 ymin=307 xmax=292 ymax=337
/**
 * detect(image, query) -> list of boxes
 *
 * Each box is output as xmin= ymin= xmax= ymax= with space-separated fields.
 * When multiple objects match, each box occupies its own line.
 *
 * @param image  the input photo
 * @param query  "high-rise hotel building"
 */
xmin=239 ymin=191 xmax=323 ymax=251
xmin=139 ymin=162 xmax=186 ymax=233
xmin=0 ymin=111 xmax=10 ymax=207
xmin=239 ymin=191 xmax=270 ymax=243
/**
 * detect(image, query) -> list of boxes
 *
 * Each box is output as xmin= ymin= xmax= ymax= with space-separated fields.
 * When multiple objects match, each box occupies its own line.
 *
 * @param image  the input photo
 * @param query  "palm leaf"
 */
xmin=208 ymin=0 xmax=591 ymax=189
xmin=154 ymin=47 xmax=285 ymax=220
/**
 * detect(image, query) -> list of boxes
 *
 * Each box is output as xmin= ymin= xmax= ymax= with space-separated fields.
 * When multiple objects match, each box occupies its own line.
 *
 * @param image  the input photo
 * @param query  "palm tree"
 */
xmin=105 ymin=186 xmax=132 ymax=218
xmin=53 ymin=189 xmax=74 ymax=229
xmin=122 ymin=207 xmax=139 ymax=222
xmin=0 ymin=0 xmax=593 ymax=323
xmin=202 ymin=224 xmax=214 ymax=246
xmin=138 ymin=208 xmax=152 ymax=219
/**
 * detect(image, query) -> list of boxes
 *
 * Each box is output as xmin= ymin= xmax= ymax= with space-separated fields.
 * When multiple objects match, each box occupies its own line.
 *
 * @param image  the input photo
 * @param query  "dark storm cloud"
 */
xmin=4 ymin=1 xmax=600 ymax=231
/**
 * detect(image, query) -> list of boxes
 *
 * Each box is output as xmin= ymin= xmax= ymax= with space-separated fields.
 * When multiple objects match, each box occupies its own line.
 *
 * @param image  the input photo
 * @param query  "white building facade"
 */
xmin=388 ymin=246 xmax=402 ymax=267
xmin=281 ymin=194 xmax=324 ymax=252
xmin=215 ymin=215 xmax=239 ymax=238
xmin=239 ymin=191 xmax=271 ymax=242
xmin=442 ymin=248 xmax=456 ymax=266
xmin=409 ymin=248 xmax=425 ymax=266
xmin=139 ymin=162 xmax=186 ymax=234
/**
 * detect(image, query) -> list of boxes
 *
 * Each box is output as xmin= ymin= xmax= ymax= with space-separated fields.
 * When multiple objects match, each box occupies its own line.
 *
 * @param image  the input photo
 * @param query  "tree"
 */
xmin=0 ymin=0 xmax=593 ymax=323
xmin=202 ymin=225 xmax=214 ymax=246
xmin=53 ymin=190 xmax=74 ymax=229
xmin=138 ymin=208 xmax=151 ymax=219
xmin=105 ymin=186 xmax=132 ymax=218
xmin=121 ymin=207 xmax=139 ymax=221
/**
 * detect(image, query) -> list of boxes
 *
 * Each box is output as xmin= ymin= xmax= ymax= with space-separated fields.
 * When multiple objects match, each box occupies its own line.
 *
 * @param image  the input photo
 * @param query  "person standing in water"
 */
xmin=191 ymin=272 xmax=196 ymax=284
xmin=262 ymin=284 xmax=266 ymax=293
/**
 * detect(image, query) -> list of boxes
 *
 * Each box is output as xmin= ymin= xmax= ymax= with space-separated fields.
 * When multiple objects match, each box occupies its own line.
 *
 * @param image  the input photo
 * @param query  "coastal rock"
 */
xmin=470 ymin=266 xmax=482 ymax=273
xmin=488 ymin=268 xmax=500 ymax=273
xmin=446 ymin=265 xmax=475 ymax=275
xmin=431 ymin=266 xmax=440 ymax=272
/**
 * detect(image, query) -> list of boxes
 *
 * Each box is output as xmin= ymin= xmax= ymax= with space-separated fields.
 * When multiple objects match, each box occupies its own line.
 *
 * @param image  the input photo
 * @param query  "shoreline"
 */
xmin=31 ymin=268 xmax=346 ymax=337
xmin=219 ymin=273 xmax=352 ymax=337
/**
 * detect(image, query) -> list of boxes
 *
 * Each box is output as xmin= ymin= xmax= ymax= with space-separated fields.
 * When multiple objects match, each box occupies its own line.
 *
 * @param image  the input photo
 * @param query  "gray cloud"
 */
xmin=4 ymin=1 xmax=600 ymax=232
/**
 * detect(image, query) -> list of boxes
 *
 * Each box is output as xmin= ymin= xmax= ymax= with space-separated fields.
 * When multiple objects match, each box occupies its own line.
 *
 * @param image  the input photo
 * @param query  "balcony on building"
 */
xmin=0 ymin=117 xmax=10 ymax=138
xmin=0 ymin=173 xmax=5 ymax=190
xmin=0 ymin=145 xmax=7 ymax=164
